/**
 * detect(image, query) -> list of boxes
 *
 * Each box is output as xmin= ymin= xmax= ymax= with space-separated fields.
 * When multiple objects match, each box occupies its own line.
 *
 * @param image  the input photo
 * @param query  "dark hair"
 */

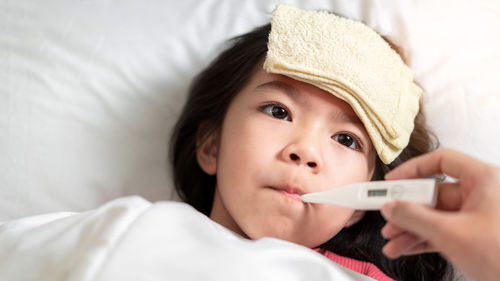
xmin=170 ymin=23 xmax=452 ymax=281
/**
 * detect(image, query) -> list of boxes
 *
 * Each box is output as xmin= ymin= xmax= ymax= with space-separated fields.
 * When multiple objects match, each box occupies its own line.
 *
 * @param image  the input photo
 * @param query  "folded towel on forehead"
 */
xmin=263 ymin=4 xmax=422 ymax=164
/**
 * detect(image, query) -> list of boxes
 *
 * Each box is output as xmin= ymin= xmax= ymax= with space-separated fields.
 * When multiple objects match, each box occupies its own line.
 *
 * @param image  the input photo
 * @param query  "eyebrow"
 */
xmin=254 ymin=80 xmax=301 ymax=99
xmin=254 ymin=80 xmax=363 ymax=125
xmin=332 ymin=110 xmax=363 ymax=126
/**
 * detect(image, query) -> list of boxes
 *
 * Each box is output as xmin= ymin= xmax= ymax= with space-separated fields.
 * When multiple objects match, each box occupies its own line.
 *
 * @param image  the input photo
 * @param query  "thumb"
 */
xmin=381 ymin=201 xmax=450 ymax=242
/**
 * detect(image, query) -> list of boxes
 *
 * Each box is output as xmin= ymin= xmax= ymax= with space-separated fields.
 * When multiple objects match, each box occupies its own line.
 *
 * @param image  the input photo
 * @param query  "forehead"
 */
xmin=245 ymin=67 xmax=363 ymax=125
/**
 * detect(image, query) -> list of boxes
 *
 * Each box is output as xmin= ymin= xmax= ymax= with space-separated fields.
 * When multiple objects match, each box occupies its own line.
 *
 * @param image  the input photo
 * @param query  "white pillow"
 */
xmin=1 ymin=0 xmax=499 ymax=220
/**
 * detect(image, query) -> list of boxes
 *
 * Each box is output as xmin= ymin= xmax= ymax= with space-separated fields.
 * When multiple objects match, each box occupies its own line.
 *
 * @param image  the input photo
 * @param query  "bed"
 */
xmin=0 ymin=0 xmax=499 ymax=280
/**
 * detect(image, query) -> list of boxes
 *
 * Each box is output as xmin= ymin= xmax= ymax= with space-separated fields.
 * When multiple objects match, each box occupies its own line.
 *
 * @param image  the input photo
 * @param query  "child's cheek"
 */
xmin=312 ymin=207 xmax=354 ymax=238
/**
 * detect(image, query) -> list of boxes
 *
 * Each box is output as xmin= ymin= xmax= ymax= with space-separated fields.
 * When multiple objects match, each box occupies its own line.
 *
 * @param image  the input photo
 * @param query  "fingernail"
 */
xmin=381 ymin=202 xmax=395 ymax=219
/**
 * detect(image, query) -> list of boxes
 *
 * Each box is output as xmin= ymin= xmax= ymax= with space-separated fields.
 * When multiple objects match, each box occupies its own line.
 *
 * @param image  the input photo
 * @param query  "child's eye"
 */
xmin=332 ymin=133 xmax=362 ymax=151
xmin=260 ymin=103 xmax=291 ymax=121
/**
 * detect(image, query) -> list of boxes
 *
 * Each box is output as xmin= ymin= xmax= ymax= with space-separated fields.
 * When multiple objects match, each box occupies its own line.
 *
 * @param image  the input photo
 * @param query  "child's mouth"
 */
xmin=269 ymin=186 xmax=304 ymax=202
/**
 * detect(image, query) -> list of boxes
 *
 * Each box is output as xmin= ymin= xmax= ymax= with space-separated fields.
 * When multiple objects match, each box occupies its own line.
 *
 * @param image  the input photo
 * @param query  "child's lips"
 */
xmin=268 ymin=185 xmax=305 ymax=202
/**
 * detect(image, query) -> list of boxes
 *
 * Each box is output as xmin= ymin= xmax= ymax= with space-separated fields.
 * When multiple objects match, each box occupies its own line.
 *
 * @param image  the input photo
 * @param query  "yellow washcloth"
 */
xmin=263 ymin=4 xmax=422 ymax=164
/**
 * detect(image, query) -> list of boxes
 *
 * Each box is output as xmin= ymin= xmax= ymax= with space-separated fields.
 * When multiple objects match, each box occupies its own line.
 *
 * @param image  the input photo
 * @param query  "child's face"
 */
xmin=197 ymin=68 xmax=377 ymax=248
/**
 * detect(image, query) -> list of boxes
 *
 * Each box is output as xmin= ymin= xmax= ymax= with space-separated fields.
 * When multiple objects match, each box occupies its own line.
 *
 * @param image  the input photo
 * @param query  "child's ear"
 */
xmin=196 ymin=131 xmax=218 ymax=175
xmin=345 ymin=211 xmax=365 ymax=228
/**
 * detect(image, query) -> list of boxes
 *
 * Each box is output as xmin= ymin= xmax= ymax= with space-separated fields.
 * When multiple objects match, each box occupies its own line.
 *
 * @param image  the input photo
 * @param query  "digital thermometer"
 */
xmin=300 ymin=179 xmax=438 ymax=210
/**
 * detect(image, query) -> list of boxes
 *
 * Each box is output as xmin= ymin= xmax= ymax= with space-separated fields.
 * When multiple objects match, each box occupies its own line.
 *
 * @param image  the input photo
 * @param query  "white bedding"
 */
xmin=0 ymin=196 xmax=374 ymax=281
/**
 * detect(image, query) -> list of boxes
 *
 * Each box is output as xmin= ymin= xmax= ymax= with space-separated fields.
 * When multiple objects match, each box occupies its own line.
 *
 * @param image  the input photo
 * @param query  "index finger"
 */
xmin=385 ymin=149 xmax=487 ymax=181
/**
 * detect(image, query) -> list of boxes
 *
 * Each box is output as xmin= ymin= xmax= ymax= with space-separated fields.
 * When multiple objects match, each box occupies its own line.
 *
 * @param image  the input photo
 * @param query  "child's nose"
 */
xmin=289 ymin=153 xmax=317 ymax=168
xmin=282 ymin=138 xmax=322 ymax=172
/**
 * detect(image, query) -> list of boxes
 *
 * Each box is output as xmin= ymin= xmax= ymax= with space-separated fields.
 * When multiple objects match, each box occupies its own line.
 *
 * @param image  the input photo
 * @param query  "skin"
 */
xmin=197 ymin=68 xmax=376 ymax=248
xmin=380 ymin=149 xmax=500 ymax=281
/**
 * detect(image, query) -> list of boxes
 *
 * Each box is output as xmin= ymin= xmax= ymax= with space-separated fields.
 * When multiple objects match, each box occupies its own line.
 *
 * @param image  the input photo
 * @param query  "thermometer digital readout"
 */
xmin=300 ymin=179 xmax=438 ymax=210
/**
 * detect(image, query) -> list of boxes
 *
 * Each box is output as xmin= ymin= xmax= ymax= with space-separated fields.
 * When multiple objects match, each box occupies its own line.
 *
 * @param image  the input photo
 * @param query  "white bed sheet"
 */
xmin=0 ymin=196 xmax=375 ymax=281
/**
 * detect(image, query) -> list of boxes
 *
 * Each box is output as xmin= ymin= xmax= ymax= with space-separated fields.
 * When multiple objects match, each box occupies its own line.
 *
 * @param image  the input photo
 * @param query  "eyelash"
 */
xmin=258 ymin=102 xmax=363 ymax=152
xmin=259 ymin=102 xmax=292 ymax=121
xmin=332 ymin=132 xmax=363 ymax=152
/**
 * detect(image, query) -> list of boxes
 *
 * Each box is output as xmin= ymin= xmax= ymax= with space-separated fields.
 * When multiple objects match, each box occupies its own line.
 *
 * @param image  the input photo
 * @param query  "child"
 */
xmin=170 ymin=5 xmax=451 ymax=281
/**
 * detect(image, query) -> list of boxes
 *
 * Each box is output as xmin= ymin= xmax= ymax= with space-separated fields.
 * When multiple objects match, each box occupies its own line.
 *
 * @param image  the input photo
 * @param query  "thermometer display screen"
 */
xmin=367 ymin=189 xmax=387 ymax=197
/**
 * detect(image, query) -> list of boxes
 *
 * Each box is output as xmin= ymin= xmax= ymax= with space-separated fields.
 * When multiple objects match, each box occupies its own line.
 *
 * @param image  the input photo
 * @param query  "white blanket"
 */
xmin=0 ymin=197 xmax=374 ymax=281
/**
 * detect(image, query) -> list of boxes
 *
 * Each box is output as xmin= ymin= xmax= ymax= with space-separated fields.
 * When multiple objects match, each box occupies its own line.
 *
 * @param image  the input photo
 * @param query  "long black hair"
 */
xmin=170 ymin=23 xmax=452 ymax=281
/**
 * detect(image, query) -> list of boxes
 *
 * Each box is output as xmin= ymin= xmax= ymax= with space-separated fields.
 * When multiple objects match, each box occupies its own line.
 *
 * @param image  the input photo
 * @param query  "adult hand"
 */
xmin=380 ymin=149 xmax=500 ymax=281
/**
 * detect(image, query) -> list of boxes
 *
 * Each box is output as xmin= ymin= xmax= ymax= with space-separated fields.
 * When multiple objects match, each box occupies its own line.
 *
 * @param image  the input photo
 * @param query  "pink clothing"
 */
xmin=317 ymin=250 xmax=394 ymax=281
